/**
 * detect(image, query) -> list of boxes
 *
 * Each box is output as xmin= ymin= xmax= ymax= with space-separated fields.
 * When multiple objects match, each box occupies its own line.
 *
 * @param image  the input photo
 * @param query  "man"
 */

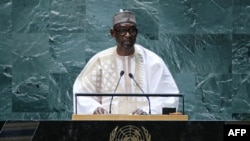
xmin=73 ymin=10 xmax=179 ymax=115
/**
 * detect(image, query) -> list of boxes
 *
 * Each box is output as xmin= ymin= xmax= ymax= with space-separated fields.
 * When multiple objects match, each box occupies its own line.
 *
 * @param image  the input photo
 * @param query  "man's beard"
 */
xmin=120 ymin=41 xmax=135 ymax=51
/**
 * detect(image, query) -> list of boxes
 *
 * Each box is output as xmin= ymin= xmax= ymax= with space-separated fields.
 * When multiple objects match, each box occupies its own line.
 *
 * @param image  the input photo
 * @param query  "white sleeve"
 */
xmin=73 ymin=78 xmax=102 ymax=114
xmin=72 ymin=55 xmax=103 ymax=114
xmin=145 ymin=53 xmax=180 ymax=114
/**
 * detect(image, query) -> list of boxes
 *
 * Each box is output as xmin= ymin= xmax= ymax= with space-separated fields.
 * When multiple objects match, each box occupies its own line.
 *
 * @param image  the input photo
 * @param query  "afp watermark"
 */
xmin=228 ymin=128 xmax=246 ymax=136
xmin=224 ymin=123 xmax=250 ymax=141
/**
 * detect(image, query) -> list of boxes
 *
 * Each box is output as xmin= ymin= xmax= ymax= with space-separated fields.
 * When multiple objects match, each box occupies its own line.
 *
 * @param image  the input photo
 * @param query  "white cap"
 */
xmin=112 ymin=9 xmax=136 ymax=26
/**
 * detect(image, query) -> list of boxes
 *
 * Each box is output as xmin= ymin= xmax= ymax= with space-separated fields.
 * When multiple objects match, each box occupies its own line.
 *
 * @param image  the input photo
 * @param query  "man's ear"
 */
xmin=110 ymin=29 xmax=115 ymax=37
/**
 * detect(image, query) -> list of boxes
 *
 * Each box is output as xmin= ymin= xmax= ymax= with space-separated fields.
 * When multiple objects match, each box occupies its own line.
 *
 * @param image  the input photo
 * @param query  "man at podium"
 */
xmin=73 ymin=9 xmax=179 ymax=115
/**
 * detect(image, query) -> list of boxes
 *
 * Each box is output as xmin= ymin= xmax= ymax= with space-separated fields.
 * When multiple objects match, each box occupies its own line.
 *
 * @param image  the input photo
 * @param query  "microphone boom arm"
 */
xmin=129 ymin=73 xmax=151 ymax=114
xmin=109 ymin=70 xmax=124 ymax=114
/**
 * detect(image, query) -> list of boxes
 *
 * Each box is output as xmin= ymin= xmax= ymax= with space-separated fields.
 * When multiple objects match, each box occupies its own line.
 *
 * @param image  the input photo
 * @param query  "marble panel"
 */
xmin=233 ymin=0 xmax=250 ymax=34
xmin=159 ymin=0 xmax=196 ymax=34
xmin=0 ymin=33 xmax=13 ymax=65
xmin=49 ymin=33 xmax=86 ymax=63
xmin=11 ymin=33 xmax=59 ymax=73
xmin=232 ymin=34 xmax=250 ymax=73
xmin=11 ymin=0 xmax=50 ymax=33
xmin=86 ymin=0 xmax=122 ymax=33
xmin=194 ymin=0 xmax=233 ymax=34
xmin=48 ymin=73 xmax=74 ymax=113
xmin=0 ymin=65 xmax=12 ymax=120
xmin=195 ymin=34 xmax=232 ymax=73
xmin=12 ymin=72 xmax=51 ymax=112
xmin=0 ymin=0 xmax=12 ymax=33
xmin=11 ymin=33 xmax=54 ymax=112
xmin=174 ymin=73 xmax=196 ymax=119
xmin=49 ymin=0 xmax=86 ymax=33
xmin=232 ymin=74 xmax=250 ymax=114
xmin=195 ymin=73 xmax=232 ymax=120
xmin=156 ymin=34 xmax=196 ymax=73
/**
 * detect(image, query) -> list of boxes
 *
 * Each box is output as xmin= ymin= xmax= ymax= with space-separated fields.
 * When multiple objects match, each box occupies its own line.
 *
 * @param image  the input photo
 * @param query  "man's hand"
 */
xmin=93 ymin=107 xmax=108 ymax=114
xmin=132 ymin=109 xmax=147 ymax=115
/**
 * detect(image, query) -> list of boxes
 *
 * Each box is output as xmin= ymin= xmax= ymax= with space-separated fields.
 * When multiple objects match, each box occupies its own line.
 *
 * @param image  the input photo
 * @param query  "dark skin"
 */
xmin=93 ymin=22 xmax=147 ymax=115
xmin=110 ymin=22 xmax=137 ymax=56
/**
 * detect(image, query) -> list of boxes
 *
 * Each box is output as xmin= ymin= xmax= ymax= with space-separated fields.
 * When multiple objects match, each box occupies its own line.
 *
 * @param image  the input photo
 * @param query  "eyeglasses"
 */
xmin=114 ymin=27 xmax=138 ymax=36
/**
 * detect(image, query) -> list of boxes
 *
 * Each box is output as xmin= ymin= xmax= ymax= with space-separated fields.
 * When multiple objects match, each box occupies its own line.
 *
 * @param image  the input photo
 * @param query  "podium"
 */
xmin=75 ymin=93 xmax=186 ymax=115
xmin=74 ymin=93 xmax=187 ymax=122
xmin=72 ymin=114 xmax=188 ymax=121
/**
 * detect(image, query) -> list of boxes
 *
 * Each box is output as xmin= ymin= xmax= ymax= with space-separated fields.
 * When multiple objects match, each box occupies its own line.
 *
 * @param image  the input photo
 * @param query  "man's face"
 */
xmin=111 ymin=22 xmax=138 ymax=51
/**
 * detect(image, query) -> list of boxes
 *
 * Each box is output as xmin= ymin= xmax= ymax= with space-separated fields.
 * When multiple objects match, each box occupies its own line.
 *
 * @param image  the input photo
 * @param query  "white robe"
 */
xmin=73 ymin=44 xmax=179 ymax=114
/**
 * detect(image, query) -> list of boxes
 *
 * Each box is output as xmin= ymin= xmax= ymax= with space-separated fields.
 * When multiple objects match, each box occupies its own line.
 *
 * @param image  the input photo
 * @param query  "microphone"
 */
xmin=109 ymin=70 xmax=124 ymax=114
xmin=128 ymin=73 xmax=151 ymax=114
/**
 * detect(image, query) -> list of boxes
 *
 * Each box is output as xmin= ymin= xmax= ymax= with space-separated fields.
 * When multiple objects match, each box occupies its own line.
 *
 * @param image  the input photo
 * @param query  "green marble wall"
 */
xmin=0 ymin=0 xmax=249 ymax=120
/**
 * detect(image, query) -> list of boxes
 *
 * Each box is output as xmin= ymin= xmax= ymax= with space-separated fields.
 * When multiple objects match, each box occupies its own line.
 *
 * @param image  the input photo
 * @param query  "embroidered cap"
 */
xmin=113 ymin=9 xmax=136 ymax=26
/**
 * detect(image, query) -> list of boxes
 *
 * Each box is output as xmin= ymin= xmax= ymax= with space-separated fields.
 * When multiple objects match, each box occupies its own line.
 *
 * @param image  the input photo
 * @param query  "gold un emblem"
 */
xmin=109 ymin=125 xmax=151 ymax=141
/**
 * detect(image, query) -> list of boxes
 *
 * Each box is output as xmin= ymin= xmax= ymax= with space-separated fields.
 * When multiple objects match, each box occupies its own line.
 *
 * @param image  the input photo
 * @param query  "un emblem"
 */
xmin=109 ymin=125 xmax=151 ymax=141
